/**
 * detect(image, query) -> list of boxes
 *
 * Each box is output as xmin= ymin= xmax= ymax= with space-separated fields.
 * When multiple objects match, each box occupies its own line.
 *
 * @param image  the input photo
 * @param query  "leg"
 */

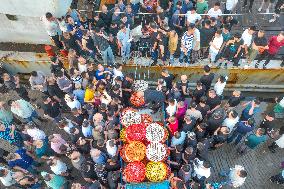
xmin=234 ymin=134 xmax=244 ymax=145
xmin=121 ymin=45 xmax=127 ymax=62
xmin=268 ymin=141 xmax=278 ymax=153
xmin=258 ymin=0 xmax=265 ymax=11
xmin=101 ymin=49 xmax=108 ymax=65
xmin=51 ymin=35 xmax=63 ymax=49
xmin=107 ymin=46 xmax=115 ymax=65
xmin=126 ymin=43 xmax=131 ymax=60
xmin=169 ymin=53 xmax=175 ymax=65
xmin=243 ymin=0 xmax=248 ymax=7
xmin=255 ymin=51 xmax=268 ymax=68
xmin=186 ymin=50 xmax=192 ymax=65
xmin=248 ymin=0 xmax=255 ymax=10
xmin=227 ymin=131 xmax=238 ymax=143
xmin=263 ymin=53 xmax=274 ymax=69
xmin=179 ymin=51 xmax=185 ymax=64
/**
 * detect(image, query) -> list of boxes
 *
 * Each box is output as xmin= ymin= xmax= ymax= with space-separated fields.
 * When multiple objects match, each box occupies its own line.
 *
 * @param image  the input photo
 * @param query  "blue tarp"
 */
xmin=125 ymin=181 xmax=170 ymax=189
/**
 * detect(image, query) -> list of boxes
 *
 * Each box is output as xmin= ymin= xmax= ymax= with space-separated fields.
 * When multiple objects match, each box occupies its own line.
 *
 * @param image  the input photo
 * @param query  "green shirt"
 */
xmin=46 ymin=175 xmax=66 ymax=189
xmin=245 ymin=134 xmax=267 ymax=149
xmin=196 ymin=1 xmax=209 ymax=14
xmin=0 ymin=108 xmax=13 ymax=125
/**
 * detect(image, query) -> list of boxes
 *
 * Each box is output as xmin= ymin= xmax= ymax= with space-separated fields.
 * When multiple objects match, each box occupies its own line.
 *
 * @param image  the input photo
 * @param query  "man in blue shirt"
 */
xmin=240 ymin=99 xmax=261 ymax=121
xmin=171 ymin=131 xmax=186 ymax=147
xmin=66 ymin=15 xmax=84 ymax=40
xmin=95 ymin=64 xmax=111 ymax=81
xmin=117 ymin=24 xmax=131 ymax=64
xmin=227 ymin=118 xmax=255 ymax=145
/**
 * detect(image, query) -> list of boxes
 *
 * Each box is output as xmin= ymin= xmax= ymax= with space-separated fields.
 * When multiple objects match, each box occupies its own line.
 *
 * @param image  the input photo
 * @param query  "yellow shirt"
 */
xmin=84 ymin=88 xmax=94 ymax=102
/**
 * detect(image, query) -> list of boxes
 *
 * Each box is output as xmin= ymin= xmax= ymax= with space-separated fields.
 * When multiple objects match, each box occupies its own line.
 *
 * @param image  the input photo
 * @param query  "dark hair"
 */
xmin=203 ymin=65 xmax=211 ymax=73
xmin=214 ymin=2 xmax=221 ymax=6
xmin=230 ymin=110 xmax=238 ymax=118
xmin=239 ymin=170 xmax=247 ymax=178
xmin=189 ymin=7 xmax=196 ymax=11
xmin=254 ymin=98 xmax=261 ymax=105
xmin=200 ymin=96 xmax=207 ymax=103
xmin=31 ymin=71 xmax=38 ymax=77
xmin=176 ymin=180 xmax=185 ymax=189
xmin=120 ymin=24 xmax=126 ymax=30
xmin=257 ymin=128 xmax=265 ymax=135
xmin=45 ymin=12 xmax=53 ymax=19
xmin=94 ymin=27 xmax=101 ymax=33
xmin=188 ymin=23 xmax=195 ymax=29
xmin=0 ymin=169 xmax=5 ymax=177
xmin=234 ymin=32 xmax=242 ymax=39
xmin=249 ymin=26 xmax=257 ymax=31
xmin=203 ymin=161 xmax=211 ymax=168
xmin=174 ymin=132 xmax=181 ymax=139
xmin=216 ymin=29 xmax=222 ymax=35
xmin=204 ymin=19 xmax=211 ymax=26
xmin=54 ymin=71 xmax=63 ymax=78
xmin=7 ymin=100 xmax=13 ymax=106
xmin=223 ymin=24 xmax=230 ymax=30
xmin=176 ymin=144 xmax=184 ymax=152
xmin=190 ymin=101 xmax=197 ymax=109
xmin=210 ymin=17 xmax=216 ymax=22
xmin=199 ymin=123 xmax=207 ymax=129
xmin=219 ymin=76 xmax=226 ymax=83
xmin=176 ymin=1 xmax=182 ymax=6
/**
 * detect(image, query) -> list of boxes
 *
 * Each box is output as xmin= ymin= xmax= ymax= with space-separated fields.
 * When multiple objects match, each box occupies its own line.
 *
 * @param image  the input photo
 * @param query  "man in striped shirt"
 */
xmin=179 ymin=24 xmax=195 ymax=65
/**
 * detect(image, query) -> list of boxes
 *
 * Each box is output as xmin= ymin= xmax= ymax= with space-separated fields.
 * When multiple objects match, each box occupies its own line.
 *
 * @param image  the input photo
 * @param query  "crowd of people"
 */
xmin=41 ymin=0 xmax=284 ymax=69
xmin=0 ymin=0 xmax=283 ymax=189
xmin=0 ymin=59 xmax=284 ymax=188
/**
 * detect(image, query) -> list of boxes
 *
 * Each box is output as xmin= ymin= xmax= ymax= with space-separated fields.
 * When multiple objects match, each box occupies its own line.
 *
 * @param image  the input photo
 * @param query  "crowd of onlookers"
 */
xmin=41 ymin=0 xmax=284 ymax=69
xmin=0 ymin=0 xmax=283 ymax=188
xmin=0 ymin=58 xmax=284 ymax=188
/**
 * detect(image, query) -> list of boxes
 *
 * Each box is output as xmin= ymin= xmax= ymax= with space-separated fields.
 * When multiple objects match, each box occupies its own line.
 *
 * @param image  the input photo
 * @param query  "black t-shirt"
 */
xmin=50 ymin=62 xmax=64 ymax=75
xmin=77 ymin=141 xmax=91 ymax=155
xmin=105 ymin=161 xmax=120 ymax=172
xmin=200 ymin=73 xmax=214 ymax=91
xmin=71 ymin=114 xmax=85 ymax=126
xmin=206 ymin=117 xmax=223 ymax=133
xmin=100 ymin=12 xmax=112 ymax=27
xmin=170 ymin=150 xmax=182 ymax=163
xmin=47 ymin=84 xmax=65 ymax=99
xmin=107 ymin=172 xmax=119 ymax=189
xmin=192 ymin=87 xmax=206 ymax=103
xmin=196 ymin=104 xmax=210 ymax=118
xmin=195 ymin=129 xmax=206 ymax=141
xmin=64 ymin=35 xmax=82 ymax=54
xmin=81 ymin=162 xmax=97 ymax=180
xmin=162 ymin=74 xmax=175 ymax=90
xmin=93 ymin=18 xmax=105 ymax=29
xmin=228 ymin=96 xmax=243 ymax=107
xmin=42 ymin=101 xmax=61 ymax=118
xmin=15 ymin=85 xmax=30 ymax=101
xmin=206 ymin=96 xmax=221 ymax=110
xmin=178 ymin=81 xmax=190 ymax=97
xmin=200 ymin=27 xmax=215 ymax=47
xmin=182 ymin=119 xmax=196 ymax=133
xmin=253 ymin=36 xmax=267 ymax=46
xmin=183 ymin=151 xmax=196 ymax=162
xmin=259 ymin=119 xmax=275 ymax=133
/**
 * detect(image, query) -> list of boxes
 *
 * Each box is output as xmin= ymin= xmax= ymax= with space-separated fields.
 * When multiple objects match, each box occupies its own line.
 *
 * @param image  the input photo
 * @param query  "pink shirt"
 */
xmin=50 ymin=134 xmax=67 ymax=154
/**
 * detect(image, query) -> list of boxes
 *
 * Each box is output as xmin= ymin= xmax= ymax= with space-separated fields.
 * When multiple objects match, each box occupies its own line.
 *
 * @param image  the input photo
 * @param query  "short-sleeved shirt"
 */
xmin=196 ymin=1 xmax=209 ymax=14
xmin=8 ymin=148 xmax=33 ymax=169
xmin=47 ymin=84 xmax=65 ymax=99
xmin=267 ymin=36 xmax=284 ymax=55
xmin=253 ymin=36 xmax=267 ymax=46
xmin=200 ymin=73 xmax=214 ymax=90
xmin=45 ymin=175 xmax=66 ymax=189
xmin=200 ymin=28 xmax=215 ymax=47
xmin=207 ymin=8 xmax=222 ymax=18
xmin=93 ymin=34 xmax=109 ymax=51
xmin=206 ymin=96 xmax=221 ymax=110
xmin=186 ymin=12 xmax=202 ymax=24
xmin=246 ymin=134 xmax=267 ymax=149
xmin=117 ymin=28 xmax=131 ymax=46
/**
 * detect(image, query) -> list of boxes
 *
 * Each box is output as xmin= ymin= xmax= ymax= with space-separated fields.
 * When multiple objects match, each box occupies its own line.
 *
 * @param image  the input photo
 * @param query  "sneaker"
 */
xmin=258 ymin=7 xmax=262 ymax=12
xmin=255 ymin=63 xmax=259 ymax=68
xmin=224 ymin=63 xmax=228 ymax=69
xmin=263 ymin=64 xmax=267 ymax=69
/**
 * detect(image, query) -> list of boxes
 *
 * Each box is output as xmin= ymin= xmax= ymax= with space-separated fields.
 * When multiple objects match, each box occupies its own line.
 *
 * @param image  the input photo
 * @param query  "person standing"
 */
xmin=268 ymin=130 xmax=284 ymax=153
xmin=255 ymin=31 xmax=284 ymax=69
xmin=92 ymin=27 xmax=115 ymax=65
xmin=209 ymin=30 xmax=224 ymax=65
xmin=41 ymin=12 xmax=63 ymax=49
xmin=29 ymin=71 xmax=47 ymax=94
xmin=117 ymin=24 xmax=131 ymax=64
xmin=168 ymin=30 xmax=178 ymax=65
xmin=220 ymin=165 xmax=247 ymax=188
xmin=179 ymin=26 xmax=194 ymax=66
xmin=247 ymin=30 xmax=268 ymax=66
xmin=240 ymin=99 xmax=261 ymax=121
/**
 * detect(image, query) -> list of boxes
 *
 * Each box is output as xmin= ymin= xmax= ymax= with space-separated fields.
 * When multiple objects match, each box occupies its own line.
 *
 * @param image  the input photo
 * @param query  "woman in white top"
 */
xmin=209 ymin=30 xmax=224 ymax=64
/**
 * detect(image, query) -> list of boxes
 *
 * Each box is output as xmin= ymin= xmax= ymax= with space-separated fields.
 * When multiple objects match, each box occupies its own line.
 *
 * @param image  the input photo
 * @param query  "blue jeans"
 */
xmin=170 ymin=53 xmax=175 ymax=65
xmin=151 ymin=49 xmax=158 ymax=62
xmin=179 ymin=50 xmax=192 ymax=64
xmin=121 ymin=43 xmax=131 ymax=62
xmin=101 ymin=46 xmax=115 ymax=65
xmin=227 ymin=130 xmax=245 ymax=145
xmin=26 ymin=111 xmax=38 ymax=123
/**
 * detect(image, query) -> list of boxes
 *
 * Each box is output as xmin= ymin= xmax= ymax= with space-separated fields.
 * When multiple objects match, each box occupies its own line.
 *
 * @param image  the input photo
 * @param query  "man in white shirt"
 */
xmin=209 ymin=30 xmax=224 ymax=64
xmin=222 ymin=110 xmax=239 ymax=133
xmin=220 ymin=165 xmax=247 ymax=188
xmin=214 ymin=75 xmax=228 ymax=97
xmin=193 ymin=158 xmax=211 ymax=188
xmin=233 ymin=26 xmax=256 ymax=67
xmin=166 ymin=99 xmax=177 ymax=117
xmin=186 ymin=7 xmax=202 ymax=25
xmin=207 ymin=2 xmax=222 ymax=19
xmin=41 ymin=12 xmax=63 ymax=49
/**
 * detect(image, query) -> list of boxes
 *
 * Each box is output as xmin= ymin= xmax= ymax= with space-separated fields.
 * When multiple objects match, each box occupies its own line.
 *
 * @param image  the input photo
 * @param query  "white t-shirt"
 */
xmin=78 ymin=64 xmax=87 ymax=73
xmin=27 ymin=128 xmax=46 ymax=140
xmin=66 ymin=99 xmax=81 ymax=110
xmin=41 ymin=16 xmax=61 ymax=36
xmin=51 ymin=159 xmax=68 ymax=175
xmin=207 ymin=8 xmax=222 ymax=19
xmin=241 ymin=29 xmax=253 ymax=46
xmin=210 ymin=36 xmax=224 ymax=54
xmin=214 ymin=81 xmax=227 ymax=96
xmin=186 ymin=12 xmax=202 ymax=24
xmin=0 ymin=169 xmax=15 ymax=186
xmin=223 ymin=117 xmax=239 ymax=132
xmin=194 ymin=160 xmax=211 ymax=179
xmin=106 ymin=140 xmax=118 ymax=157
xmin=166 ymin=100 xmax=177 ymax=116
xmin=229 ymin=165 xmax=246 ymax=187
xmin=226 ymin=0 xmax=238 ymax=11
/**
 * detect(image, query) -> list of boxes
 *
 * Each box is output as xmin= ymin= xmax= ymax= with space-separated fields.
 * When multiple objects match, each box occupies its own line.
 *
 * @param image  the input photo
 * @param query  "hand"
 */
xmin=234 ymin=54 xmax=238 ymax=58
